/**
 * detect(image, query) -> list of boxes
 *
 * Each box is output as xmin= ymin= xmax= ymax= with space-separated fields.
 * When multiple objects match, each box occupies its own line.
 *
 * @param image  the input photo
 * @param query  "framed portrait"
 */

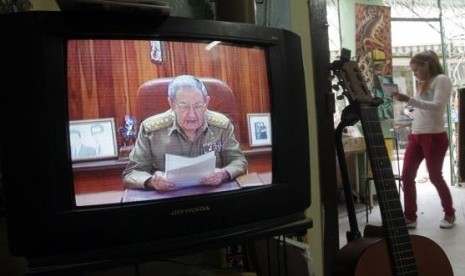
xmin=69 ymin=118 xmax=118 ymax=161
xmin=247 ymin=113 xmax=272 ymax=147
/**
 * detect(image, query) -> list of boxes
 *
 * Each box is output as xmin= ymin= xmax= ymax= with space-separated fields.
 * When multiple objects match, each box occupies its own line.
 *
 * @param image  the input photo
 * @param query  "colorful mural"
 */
xmin=355 ymin=4 xmax=392 ymax=84
xmin=355 ymin=3 xmax=394 ymax=119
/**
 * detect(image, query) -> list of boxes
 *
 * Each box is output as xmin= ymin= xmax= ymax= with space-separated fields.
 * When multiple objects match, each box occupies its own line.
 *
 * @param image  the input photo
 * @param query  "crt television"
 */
xmin=0 ymin=11 xmax=311 ymax=266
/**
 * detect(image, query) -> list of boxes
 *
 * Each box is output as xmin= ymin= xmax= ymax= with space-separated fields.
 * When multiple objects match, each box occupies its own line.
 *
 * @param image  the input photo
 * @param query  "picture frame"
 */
xmin=69 ymin=118 xmax=118 ymax=161
xmin=247 ymin=113 xmax=272 ymax=147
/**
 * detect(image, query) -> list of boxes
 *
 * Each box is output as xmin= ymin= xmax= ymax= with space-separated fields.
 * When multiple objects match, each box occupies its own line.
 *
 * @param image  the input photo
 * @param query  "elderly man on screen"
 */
xmin=123 ymin=75 xmax=247 ymax=191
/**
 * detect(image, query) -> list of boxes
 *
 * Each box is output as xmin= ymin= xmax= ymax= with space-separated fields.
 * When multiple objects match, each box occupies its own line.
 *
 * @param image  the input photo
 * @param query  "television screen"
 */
xmin=68 ymin=39 xmax=273 ymax=207
xmin=0 ymin=11 xmax=311 ymax=265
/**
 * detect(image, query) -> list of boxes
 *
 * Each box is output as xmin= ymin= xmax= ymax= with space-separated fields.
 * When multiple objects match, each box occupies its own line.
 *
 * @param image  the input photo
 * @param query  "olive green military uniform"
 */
xmin=123 ymin=109 xmax=247 ymax=189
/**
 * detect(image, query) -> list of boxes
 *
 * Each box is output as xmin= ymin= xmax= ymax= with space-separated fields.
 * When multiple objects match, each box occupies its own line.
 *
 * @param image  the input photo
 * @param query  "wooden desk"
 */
xmin=121 ymin=171 xmax=271 ymax=203
xmin=75 ymin=190 xmax=123 ymax=207
xmin=338 ymin=136 xmax=366 ymax=198
xmin=73 ymin=147 xmax=272 ymax=195
xmin=122 ymin=181 xmax=241 ymax=202
xmin=75 ymin=171 xmax=271 ymax=206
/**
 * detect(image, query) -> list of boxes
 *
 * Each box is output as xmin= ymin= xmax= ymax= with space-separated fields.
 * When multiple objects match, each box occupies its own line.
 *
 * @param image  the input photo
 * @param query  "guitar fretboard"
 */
xmin=359 ymin=104 xmax=418 ymax=275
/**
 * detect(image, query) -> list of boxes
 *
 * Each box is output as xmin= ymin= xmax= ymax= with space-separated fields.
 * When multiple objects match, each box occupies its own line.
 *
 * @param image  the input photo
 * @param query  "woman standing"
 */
xmin=393 ymin=50 xmax=456 ymax=229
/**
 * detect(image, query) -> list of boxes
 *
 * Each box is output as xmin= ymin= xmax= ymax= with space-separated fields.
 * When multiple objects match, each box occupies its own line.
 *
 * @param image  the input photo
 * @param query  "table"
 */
xmin=122 ymin=171 xmax=272 ymax=202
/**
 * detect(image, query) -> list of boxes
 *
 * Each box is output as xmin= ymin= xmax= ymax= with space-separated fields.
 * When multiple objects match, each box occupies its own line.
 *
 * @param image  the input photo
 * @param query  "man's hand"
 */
xmin=201 ymin=168 xmax=229 ymax=186
xmin=148 ymin=171 xmax=175 ymax=190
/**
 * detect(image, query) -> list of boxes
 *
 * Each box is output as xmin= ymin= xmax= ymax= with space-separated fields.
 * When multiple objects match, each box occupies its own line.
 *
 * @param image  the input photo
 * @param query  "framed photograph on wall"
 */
xmin=69 ymin=118 xmax=118 ymax=161
xmin=247 ymin=113 xmax=272 ymax=147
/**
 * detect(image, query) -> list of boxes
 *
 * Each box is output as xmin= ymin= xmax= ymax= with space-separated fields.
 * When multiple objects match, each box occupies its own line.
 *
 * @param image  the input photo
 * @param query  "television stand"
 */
xmin=26 ymin=216 xmax=312 ymax=275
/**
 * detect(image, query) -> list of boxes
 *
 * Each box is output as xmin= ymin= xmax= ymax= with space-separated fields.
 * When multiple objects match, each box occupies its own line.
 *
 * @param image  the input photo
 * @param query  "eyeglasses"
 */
xmin=175 ymin=102 xmax=206 ymax=112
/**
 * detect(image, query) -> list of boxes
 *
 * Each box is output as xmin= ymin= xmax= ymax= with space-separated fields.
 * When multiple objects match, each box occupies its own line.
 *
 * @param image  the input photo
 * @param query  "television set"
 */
xmin=0 ymin=11 xmax=311 ymax=270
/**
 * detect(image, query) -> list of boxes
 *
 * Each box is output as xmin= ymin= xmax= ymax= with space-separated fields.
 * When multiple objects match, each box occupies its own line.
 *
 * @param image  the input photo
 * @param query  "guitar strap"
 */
xmin=335 ymin=104 xmax=362 ymax=243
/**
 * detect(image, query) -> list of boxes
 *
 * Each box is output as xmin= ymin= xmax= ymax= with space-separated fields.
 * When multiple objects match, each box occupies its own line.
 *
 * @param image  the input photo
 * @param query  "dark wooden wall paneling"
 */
xmin=67 ymin=40 xmax=270 ymax=147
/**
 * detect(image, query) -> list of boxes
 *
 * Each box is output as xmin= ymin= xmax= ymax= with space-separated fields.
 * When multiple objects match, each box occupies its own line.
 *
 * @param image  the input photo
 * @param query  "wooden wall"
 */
xmin=67 ymin=39 xmax=270 ymax=148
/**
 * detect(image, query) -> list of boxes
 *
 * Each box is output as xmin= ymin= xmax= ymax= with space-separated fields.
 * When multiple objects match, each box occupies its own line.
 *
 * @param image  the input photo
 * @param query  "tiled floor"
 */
xmin=338 ymin=154 xmax=465 ymax=275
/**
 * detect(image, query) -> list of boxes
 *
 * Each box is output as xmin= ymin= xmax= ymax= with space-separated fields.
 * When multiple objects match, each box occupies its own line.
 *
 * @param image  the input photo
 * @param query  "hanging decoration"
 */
xmin=355 ymin=3 xmax=394 ymax=120
xmin=355 ymin=4 xmax=392 ymax=84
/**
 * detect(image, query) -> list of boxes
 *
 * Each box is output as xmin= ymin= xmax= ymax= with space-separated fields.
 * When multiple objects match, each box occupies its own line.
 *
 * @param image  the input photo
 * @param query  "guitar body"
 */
xmin=333 ymin=232 xmax=453 ymax=275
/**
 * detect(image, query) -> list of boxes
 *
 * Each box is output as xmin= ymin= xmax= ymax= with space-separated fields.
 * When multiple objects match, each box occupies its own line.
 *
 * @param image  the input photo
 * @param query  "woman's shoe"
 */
xmin=440 ymin=215 xmax=456 ymax=229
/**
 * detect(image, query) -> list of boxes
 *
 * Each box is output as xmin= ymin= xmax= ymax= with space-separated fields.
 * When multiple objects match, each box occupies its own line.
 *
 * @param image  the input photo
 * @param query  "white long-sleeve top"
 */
xmin=407 ymin=74 xmax=451 ymax=134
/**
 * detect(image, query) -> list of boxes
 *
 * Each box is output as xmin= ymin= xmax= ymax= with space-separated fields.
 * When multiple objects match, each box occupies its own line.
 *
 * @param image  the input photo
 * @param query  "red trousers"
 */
xmin=402 ymin=132 xmax=455 ymax=221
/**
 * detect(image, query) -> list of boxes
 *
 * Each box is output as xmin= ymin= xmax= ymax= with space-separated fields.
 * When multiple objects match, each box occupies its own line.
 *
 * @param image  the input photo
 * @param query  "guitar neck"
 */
xmin=359 ymin=104 xmax=418 ymax=275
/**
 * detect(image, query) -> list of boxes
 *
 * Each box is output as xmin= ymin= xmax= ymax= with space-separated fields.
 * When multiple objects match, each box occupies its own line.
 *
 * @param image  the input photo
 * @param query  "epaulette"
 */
xmin=207 ymin=110 xmax=229 ymax=129
xmin=143 ymin=111 xmax=174 ymax=132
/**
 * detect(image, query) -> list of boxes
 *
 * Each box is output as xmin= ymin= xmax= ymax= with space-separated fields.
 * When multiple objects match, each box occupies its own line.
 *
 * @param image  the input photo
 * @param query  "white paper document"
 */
xmin=381 ymin=83 xmax=399 ymax=96
xmin=165 ymin=151 xmax=216 ymax=188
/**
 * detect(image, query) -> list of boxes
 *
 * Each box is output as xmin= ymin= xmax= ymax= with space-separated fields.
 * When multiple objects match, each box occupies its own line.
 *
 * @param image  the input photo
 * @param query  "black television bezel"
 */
xmin=0 ymin=11 xmax=311 ymax=263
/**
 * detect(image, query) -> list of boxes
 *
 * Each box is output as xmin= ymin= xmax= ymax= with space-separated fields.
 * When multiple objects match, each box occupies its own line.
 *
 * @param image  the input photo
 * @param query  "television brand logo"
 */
xmin=169 ymin=205 xmax=211 ymax=216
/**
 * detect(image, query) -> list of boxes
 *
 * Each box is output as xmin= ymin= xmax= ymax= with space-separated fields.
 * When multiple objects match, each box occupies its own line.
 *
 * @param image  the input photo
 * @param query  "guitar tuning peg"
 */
xmin=336 ymin=94 xmax=345 ymax=100
xmin=332 ymin=84 xmax=340 ymax=91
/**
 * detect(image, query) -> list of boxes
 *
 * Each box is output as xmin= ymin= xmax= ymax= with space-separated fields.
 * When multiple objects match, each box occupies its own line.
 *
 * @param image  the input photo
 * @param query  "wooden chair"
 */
xmin=135 ymin=77 xmax=241 ymax=141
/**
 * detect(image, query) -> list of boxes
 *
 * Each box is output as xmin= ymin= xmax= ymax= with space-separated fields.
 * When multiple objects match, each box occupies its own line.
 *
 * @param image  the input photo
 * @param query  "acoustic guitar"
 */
xmin=329 ymin=54 xmax=453 ymax=276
